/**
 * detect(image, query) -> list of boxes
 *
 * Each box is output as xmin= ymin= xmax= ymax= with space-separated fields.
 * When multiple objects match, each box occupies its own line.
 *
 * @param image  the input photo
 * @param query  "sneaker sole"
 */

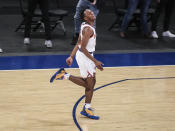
xmin=80 ymin=111 xmax=100 ymax=120
xmin=50 ymin=68 xmax=64 ymax=83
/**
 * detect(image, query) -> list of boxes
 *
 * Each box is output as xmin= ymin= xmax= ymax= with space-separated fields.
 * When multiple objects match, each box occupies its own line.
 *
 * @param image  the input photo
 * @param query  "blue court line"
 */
xmin=72 ymin=76 xmax=175 ymax=131
xmin=1 ymin=52 xmax=175 ymax=70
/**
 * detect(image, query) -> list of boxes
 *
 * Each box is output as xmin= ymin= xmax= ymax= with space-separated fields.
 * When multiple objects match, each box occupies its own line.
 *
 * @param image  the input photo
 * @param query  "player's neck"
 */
xmin=86 ymin=21 xmax=94 ymax=27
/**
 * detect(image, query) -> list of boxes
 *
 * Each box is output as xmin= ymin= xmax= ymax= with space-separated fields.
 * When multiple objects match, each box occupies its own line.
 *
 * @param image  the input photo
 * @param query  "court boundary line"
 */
xmin=72 ymin=76 xmax=175 ymax=131
xmin=0 ymin=64 xmax=175 ymax=71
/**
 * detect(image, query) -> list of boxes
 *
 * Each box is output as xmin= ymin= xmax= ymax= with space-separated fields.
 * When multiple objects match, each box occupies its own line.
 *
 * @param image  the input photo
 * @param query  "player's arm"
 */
xmin=66 ymin=35 xmax=81 ymax=66
xmin=81 ymin=27 xmax=103 ymax=71
xmin=70 ymin=35 xmax=81 ymax=58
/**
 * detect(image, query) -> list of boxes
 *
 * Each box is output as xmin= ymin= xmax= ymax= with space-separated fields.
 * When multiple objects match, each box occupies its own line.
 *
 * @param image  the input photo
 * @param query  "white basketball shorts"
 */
xmin=76 ymin=50 xmax=96 ymax=78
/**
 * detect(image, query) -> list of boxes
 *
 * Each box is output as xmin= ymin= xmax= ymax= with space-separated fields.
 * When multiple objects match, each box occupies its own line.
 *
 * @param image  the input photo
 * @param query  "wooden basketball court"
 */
xmin=0 ymin=66 xmax=175 ymax=131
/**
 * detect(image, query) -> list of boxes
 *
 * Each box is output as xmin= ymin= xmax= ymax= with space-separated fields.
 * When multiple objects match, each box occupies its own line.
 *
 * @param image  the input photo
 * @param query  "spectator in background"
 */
xmin=0 ymin=48 xmax=2 ymax=53
xmin=120 ymin=0 xmax=152 ymax=38
xmin=70 ymin=0 xmax=100 ymax=45
xmin=151 ymin=0 xmax=175 ymax=38
xmin=24 ymin=0 xmax=53 ymax=48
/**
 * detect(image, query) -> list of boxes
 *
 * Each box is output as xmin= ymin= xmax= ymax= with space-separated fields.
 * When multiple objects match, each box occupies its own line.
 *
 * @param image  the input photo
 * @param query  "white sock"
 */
xmin=64 ymin=73 xmax=70 ymax=80
xmin=85 ymin=103 xmax=91 ymax=109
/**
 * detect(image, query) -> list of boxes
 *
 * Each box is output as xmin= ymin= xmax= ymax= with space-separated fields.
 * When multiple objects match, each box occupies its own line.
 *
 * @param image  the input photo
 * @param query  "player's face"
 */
xmin=84 ymin=9 xmax=96 ymax=22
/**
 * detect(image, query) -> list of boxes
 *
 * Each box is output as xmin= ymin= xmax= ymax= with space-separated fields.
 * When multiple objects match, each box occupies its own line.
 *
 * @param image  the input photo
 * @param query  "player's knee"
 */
xmin=85 ymin=86 xmax=93 ymax=92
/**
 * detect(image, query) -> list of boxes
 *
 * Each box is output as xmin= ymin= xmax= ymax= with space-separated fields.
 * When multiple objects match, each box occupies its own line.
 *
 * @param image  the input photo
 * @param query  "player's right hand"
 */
xmin=66 ymin=56 xmax=73 ymax=66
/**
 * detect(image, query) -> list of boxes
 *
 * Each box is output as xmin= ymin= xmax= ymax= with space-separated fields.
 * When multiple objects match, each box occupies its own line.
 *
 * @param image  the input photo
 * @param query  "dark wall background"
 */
xmin=0 ymin=0 xmax=76 ymax=8
xmin=0 ymin=0 xmax=95 ymax=10
xmin=0 ymin=0 xmax=175 ymax=14
xmin=0 ymin=0 xmax=114 ymax=14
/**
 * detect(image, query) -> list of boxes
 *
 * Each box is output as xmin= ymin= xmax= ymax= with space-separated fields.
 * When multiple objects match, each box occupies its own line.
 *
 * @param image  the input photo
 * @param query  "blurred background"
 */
xmin=0 ymin=0 xmax=175 ymax=55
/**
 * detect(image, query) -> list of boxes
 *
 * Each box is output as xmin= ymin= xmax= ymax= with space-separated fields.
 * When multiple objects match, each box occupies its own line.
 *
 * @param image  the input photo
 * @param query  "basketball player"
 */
xmin=50 ymin=9 xmax=103 ymax=120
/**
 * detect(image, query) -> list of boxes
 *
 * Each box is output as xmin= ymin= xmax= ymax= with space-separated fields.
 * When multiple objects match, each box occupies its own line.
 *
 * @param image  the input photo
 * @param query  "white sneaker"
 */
xmin=162 ymin=31 xmax=175 ymax=37
xmin=24 ymin=37 xmax=30 ymax=44
xmin=0 ymin=48 xmax=3 ymax=53
xmin=151 ymin=31 xmax=158 ymax=38
xmin=45 ymin=40 xmax=53 ymax=48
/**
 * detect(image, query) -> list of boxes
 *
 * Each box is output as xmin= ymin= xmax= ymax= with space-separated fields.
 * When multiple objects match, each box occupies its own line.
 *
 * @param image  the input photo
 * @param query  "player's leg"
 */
xmin=69 ymin=75 xmax=87 ymax=87
xmin=85 ymin=75 xmax=96 ymax=103
xmin=50 ymin=68 xmax=88 ymax=88
xmin=80 ymin=74 xmax=99 ymax=120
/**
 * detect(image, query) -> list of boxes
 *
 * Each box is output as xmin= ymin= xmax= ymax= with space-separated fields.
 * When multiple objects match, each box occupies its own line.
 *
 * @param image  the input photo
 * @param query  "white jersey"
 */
xmin=75 ymin=22 xmax=97 ymax=78
xmin=79 ymin=22 xmax=96 ymax=52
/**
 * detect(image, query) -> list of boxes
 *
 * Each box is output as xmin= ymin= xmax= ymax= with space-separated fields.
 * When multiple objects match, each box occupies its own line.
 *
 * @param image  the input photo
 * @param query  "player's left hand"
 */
xmin=66 ymin=56 xmax=73 ymax=66
xmin=95 ymin=60 xmax=104 ymax=71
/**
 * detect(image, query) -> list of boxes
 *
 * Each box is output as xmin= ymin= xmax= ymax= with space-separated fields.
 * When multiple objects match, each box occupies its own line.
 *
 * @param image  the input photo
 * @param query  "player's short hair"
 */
xmin=80 ymin=8 xmax=89 ymax=22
